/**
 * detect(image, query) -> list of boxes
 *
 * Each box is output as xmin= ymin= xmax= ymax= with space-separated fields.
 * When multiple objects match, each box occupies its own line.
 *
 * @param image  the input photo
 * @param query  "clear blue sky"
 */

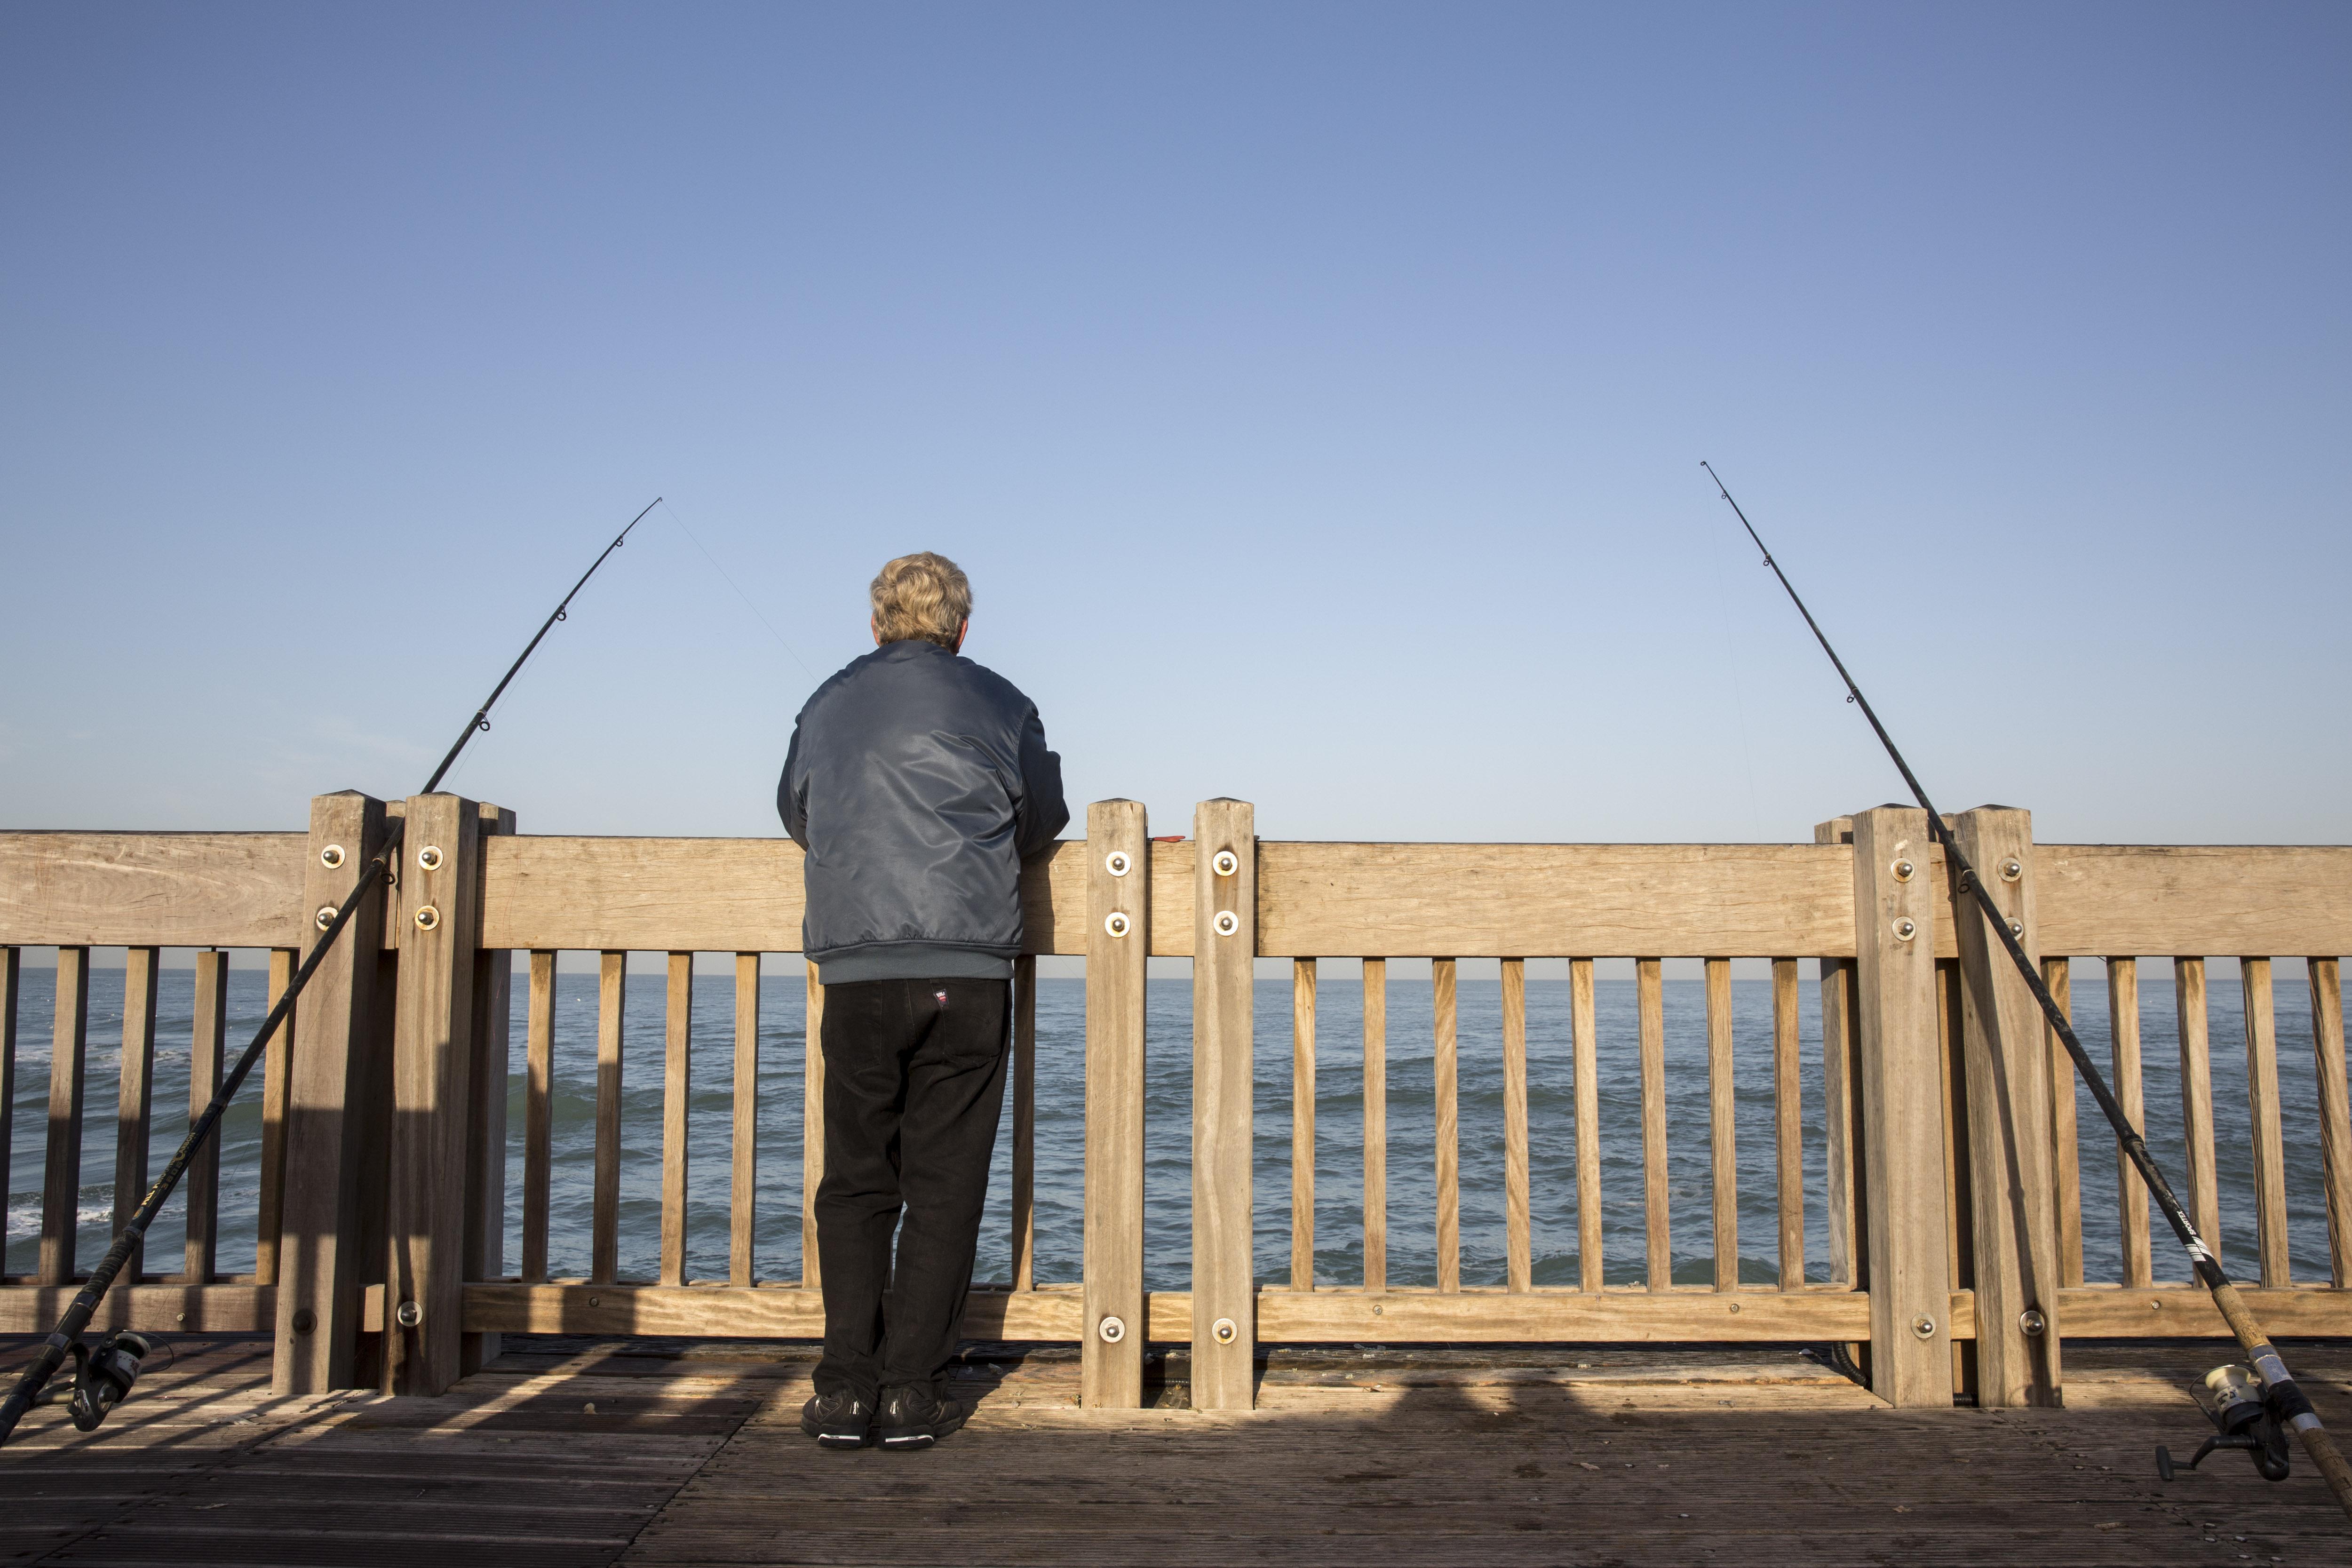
xmin=5 ymin=2 xmax=2346 ymax=846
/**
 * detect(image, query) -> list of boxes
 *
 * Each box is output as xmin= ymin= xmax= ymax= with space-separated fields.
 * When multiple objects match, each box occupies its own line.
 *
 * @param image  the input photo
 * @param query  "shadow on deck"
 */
xmin=2 ymin=1334 xmax=2346 ymax=1565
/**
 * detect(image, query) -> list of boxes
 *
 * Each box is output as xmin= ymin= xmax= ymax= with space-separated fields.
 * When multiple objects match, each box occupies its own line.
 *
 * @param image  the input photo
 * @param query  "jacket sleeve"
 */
xmin=778 ymin=720 xmax=810 ymax=850
xmin=1013 ymin=707 xmax=1069 ymax=860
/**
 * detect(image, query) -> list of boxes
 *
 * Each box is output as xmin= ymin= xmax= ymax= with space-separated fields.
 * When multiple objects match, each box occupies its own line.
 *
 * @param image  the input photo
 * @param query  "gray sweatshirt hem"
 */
xmin=816 ymin=945 xmax=1016 ymax=985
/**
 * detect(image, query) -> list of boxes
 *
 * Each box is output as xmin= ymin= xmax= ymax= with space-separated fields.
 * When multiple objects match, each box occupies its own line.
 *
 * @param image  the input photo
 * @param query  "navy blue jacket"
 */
xmin=779 ymin=638 xmax=1068 ymax=983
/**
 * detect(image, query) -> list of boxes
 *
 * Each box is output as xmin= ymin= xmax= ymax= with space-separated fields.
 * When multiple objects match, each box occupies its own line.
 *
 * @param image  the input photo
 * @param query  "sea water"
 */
xmin=6 ymin=962 xmax=2341 ymax=1298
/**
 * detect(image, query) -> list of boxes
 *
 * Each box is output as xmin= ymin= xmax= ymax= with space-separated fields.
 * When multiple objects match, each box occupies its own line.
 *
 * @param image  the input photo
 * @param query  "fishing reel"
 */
xmin=2156 ymin=1362 xmax=2292 ymax=1483
xmin=32 ymin=1330 xmax=154 ymax=1433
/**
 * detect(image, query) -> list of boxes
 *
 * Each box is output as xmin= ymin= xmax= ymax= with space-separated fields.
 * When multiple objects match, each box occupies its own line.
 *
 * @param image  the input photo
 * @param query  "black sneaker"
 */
xmin=874 ymin=1385 xmax=969 ymax=1449
xmin=800 ymin=1390 xmax=874 ymax=1449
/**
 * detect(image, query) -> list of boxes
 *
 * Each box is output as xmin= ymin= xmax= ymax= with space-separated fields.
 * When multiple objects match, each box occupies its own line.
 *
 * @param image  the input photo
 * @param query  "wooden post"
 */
xmin=522 ymin=951 xmax=556 ymax=1283
xmin=1192 ymin=798 xmax=1255 ymax=1412
xmin=40 ymin=945 xmax=91 ymax=1285
xmin=592 ymin=952 xmax=628 ymax=1285
xmin=384 ymin=793 xmax=483 ymax=1397
xmin=1501 ymin=957 xmax=1531 ymax=1294
xmin=2175 ymin=958 xmax=2222 ymax=1266
xmin=184 ymin=951 xmax=227 ymax=1282
xmin=275 ymin=791 xmax=391 ymax=1394
xmin=1363 ymin=958 xmax=1388 ymax=1291
xmin=2044 ymin=958 xmax=2083 ymax=1285
xmin=1082 ymin=800 xmax=1148 ymax=1407
xmin=1432 ymin=956 xmax=1460 ymax=1293
xmin=1947 ymin=806 xmax=2061 ymax=1408
xmin=1572 ymin=957 xmax=1601 ymax=1291
xmin=2108 ymin=958 xmax=2151 ymax=1288
xmin=1772 ymin=957 xmax=1805 ymax=1289
xmin=1705 ymin=957 xmax=1738 ymax=1290
xmin=1637 ymin=957 xmax=1669 ymax=1289
xmin=462 ymin=803 xmax=514 ymax=1375
xmin=1847 ymin=806 xmax=1952 ymax=1407
xmin=112 ymin=947 xmax=160 ymax=1281
xmin=1813 ymin=818 xmax=1866 ymax=1293
xmin=2241 ymin=958 xmax=2290 ymax=1287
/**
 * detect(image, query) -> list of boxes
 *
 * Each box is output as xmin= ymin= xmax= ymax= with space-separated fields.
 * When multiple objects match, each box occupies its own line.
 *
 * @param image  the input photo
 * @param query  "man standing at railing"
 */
xmin=779 ymin=550 xmax=1068 ymax=1450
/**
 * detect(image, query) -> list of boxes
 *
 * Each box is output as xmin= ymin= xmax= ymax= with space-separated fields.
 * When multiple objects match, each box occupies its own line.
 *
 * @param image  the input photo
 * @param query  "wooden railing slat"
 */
xmin=1189 ymin=798 xmax=1256 ymax=1410
xmin=1820 ymin=957 xmax=1862 ymax=1289
xmin=1363 ymin=959 xmax=1387 ymax=1292
xmin=1501 ymin=957 xmax=1530 ymax=1294
xmin=112 ymin=947 xmax=159 ymax=1281
xmin=1771 ymin=957 xmax=1804 ymax=1289
xmin=253 ymin=948 xmax=295 ymax=1285
xmin=41 ymin=946 xmax=91 ymax=1286
xmin=1571 ymin=958 xmax=1600 ymax=1293
xmin=1081 ymin=801 xmax=1148 ymax=1406
xmin=2109 ymin=958 xmax=2150 ymax=1288
xmin=2044 ymin=958 xmax=2082 ymax=1286
xmin=659 ymin=952 xmax=693 ymax=1287
xmin=2309 ymin=957 xmax=2352 ymax=1288
xmin=184 ymin=951 xmax=226 ymax=1283
xmin=1705 ymin=957 xmax=1737 ymax=1291
xmin=731 ymin=953 xmax=761 ymax=1288
xmin=802 ymin=962 xmax=824 ymax=1289
xmin=1012 ymin=953 xmax=1036 ymax=1292
xmin=522 ymin=951 xmax=555 ymax=1283
xmin=1937 ymin=960 xmax=1972 ymax=1345
xmin=2241 ymin=957 xmax=2289 ymax=1287
xmin=2174 ymin=957 xmax=2221 ymax=1265
xmin=1637 ymin=957 xmax=1669 ymax=1291
xmin=0 ymin=947 xmax=15 ymax=1262
xmin=591 ymin=951 xmax=626 ymax=1286
xmin=1432 ymin=957 xmax=1460 ymax=1294
xmin=1290 ymin=958 xmax=1315 ymax=1290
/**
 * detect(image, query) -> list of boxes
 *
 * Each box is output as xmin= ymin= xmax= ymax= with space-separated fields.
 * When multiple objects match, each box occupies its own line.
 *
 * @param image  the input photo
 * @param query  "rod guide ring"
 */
xmin=1097 ymin=1315 xmax=1126 ymax=1344
xmin=1213 ymin=909 xmax=1240 ymax=938
xmin=1104 ymin=850 xmax=1131 ymax=878
xmin=319 ymin=844 xmax=345 ymax=870
xmin=416 ymin=845 xmax=444 ymax=873
xmin=1104 ymin=911 xmax=1131 ymax=940
xmin=415 ymin=905 xmax=441 ymax=932
xmin=1212 ymin=849 xmax=1239 ymax=877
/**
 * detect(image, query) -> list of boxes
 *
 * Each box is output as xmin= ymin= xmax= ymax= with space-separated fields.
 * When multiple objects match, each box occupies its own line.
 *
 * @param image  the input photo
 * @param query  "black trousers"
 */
xmin=813 ymin=977 xmax=1011 ymax=1403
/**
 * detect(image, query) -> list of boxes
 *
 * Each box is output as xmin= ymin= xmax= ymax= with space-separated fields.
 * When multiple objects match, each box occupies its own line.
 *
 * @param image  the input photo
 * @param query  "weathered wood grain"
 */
xmin=40 ymin=945 xmax=90 ymax=1285
xmin=0 ymin=831 xmax=306 ymax=946
xmin=1291 ymin=957 xmax=1316 ymax=1290
xmin=2310 ymin=957 xmax=2352 ymax=1288
xmin=1849 ymin=807 xmax=1951 ymax=1408
xmin=2175 ymin=956 xmax=2222 ymax=1266
xmin=660 ymin=952 xmax=693 ymax=1287
xmin=523 ymin=950 xmax=556 ymax=1284
xmin=1705 ymin=956 xmax=1736 ymax=1292
xmin=1013 ymin=953 xmax=1037 ymax=1293
xmin=1363 ymin=958 xmax=1388 ymax=1292
xmin=2108 ymin=957 xmax=2150 ymax=1288
xmin=1948 ymin=806 xmax=2060 ymax=1409
xmin=1771 ymin=957 xmax=1803 ymax=1290
xmin=2242 ymin=956 xmax=2290 ymax=1286
xmin=1082 ymin=802 xmax=1147 ymax=1407
xmin=253 ymin=947 xmax=295 ymax=1285
xmin=1501 ymin=957 xmax=1530 ymax=1294
xmin=1637 ymin=957 xmax=1669 ymax=1290
xmin=184 ymin=949 xmax=226 ymax=1283
xmin=593 ymin=951 xmax=627 ymax=1287
xmin=112 ymin=946 xmax=159 ymax=1281
xmin=0 ymin=1283 xmax=276 ymax=1332
xmin=1571 ymin=957 xmax=1601 ymax=1293
xmin=1191 ymin=799 xmax=1255 ymax=1411
xmin=801 ymin=961 xmax=823 ymax=1289
xmin=2034 ymin=843 xmax=2352 ymax=956
xmin=731 ymin=953 xmax=760 ymax=1288
xmin=1432 ymin=955 xmax=1460 ymax=1294
xmin=2044 ymin=956 xmax=2082 ymax=1286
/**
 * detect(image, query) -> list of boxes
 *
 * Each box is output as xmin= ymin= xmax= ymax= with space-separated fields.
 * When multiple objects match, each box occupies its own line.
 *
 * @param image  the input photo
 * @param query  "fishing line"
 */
xmin=1702 ymin=461 xmax=2352 ymax=1518
xmin=0 ymin=497 xmax=661 ymax=1448
xmin=665 ymin=501 xmax=819 ymax=680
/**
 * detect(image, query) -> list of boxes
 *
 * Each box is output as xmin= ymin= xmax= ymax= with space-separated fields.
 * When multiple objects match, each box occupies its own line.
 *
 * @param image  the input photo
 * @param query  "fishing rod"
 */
xmin=0 ymin=497 xmax=661 ymax=1449
xmin=1702 ymin=462 xmax=2352 ymax=1517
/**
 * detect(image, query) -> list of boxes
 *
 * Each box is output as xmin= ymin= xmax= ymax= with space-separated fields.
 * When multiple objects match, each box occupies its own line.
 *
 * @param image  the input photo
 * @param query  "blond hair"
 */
xmin=869 ymin=551 xmax=972 ymax=649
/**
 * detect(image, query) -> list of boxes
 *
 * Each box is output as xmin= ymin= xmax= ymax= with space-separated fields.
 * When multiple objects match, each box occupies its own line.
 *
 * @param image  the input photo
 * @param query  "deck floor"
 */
xmin=3 ymin=1334 xmax=2346 ymax=1565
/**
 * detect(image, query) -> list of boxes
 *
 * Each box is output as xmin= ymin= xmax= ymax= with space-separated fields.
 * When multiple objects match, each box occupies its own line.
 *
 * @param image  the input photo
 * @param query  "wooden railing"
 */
xmin=4 ymin=794 xmax=2349 ymax=1414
